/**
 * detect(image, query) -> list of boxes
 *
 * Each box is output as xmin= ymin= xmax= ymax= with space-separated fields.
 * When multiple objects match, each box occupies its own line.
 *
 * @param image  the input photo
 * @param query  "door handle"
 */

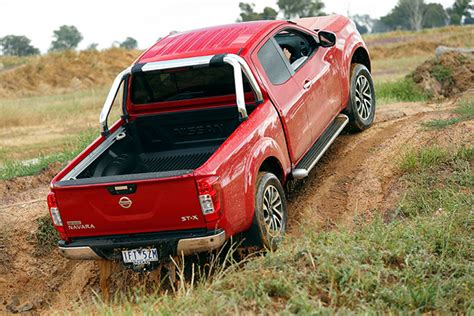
xmin=303 ymin=80 xmax=312 ymax=90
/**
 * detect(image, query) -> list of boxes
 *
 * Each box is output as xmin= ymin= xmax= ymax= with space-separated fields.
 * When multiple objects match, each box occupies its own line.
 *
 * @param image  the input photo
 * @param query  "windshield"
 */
xmin=130 ymin=64 xmax=251 ymax=105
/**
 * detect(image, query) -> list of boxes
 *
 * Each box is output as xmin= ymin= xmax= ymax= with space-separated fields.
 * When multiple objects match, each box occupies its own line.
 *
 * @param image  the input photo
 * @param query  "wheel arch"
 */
xmin=351 ymin=46 xmax=371 ymax=72
xmin=258 ymin=156 xmax=285 ymax=184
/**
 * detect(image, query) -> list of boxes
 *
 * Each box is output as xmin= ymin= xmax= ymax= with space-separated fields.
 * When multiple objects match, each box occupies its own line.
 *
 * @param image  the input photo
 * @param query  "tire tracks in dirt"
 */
xmin=0 ymin=101 xmax=461 ymax=313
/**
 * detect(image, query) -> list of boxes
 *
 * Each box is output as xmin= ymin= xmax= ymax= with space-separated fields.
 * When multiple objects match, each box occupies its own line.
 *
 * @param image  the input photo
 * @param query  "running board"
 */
xmin=292 ymin=114 xmax=349 ymax=179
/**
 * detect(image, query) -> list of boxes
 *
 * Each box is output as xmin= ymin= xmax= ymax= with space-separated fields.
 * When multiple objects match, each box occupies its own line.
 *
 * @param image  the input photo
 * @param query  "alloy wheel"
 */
xmin=354 ymin=75 xmax=373 ymax=120
xmin=262 ymin=185 xmax=284 ymax=236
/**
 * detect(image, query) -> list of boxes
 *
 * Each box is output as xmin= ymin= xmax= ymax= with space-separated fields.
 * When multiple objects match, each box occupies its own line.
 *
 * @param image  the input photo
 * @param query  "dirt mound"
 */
xmin=411 ymin=52 xmax=474 ymax=98
xmin=0 ymin=48 xmax=141 ymax=98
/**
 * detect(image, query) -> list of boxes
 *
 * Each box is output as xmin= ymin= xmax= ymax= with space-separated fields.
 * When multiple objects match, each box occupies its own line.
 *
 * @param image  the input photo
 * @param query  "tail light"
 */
xmin=196 ymin=176 xmax=222 ymax=222
xmin=47 ymin=191 xmax=68 ymax=240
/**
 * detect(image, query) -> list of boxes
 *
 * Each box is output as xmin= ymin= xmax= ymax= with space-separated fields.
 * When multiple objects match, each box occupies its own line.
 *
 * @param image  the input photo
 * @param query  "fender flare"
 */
xmin=241 ymin=136 xmax=290 ymax=227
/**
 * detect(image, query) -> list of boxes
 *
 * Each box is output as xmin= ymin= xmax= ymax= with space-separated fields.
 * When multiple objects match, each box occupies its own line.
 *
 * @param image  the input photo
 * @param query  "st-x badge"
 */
xmin=119 ymin=196 xmax=132 ymax=209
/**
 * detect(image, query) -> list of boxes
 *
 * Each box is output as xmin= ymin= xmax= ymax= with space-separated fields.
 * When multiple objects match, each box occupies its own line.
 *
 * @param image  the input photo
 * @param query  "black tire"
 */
xmin=344 ymin=63 xmax=376 ymax=132
xmin=245 ymin=172 xmax=288 ymax=251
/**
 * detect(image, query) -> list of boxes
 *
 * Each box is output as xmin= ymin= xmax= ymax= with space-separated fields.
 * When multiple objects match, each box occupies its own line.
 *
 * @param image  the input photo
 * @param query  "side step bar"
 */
xmin=292 ymin=114 xmax=349 ymax=179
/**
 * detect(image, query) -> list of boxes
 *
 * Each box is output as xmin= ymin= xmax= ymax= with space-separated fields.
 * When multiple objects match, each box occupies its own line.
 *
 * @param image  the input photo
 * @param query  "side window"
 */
xmin=274 ymin=28 xmax=318 ymax=71
xmin=257 ymin=40 xmax=292 ymax=85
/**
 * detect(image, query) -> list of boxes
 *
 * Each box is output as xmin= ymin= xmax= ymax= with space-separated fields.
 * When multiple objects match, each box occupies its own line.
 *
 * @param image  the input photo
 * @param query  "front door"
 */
xmin=254 ymin=38 xmax=312 ymax=162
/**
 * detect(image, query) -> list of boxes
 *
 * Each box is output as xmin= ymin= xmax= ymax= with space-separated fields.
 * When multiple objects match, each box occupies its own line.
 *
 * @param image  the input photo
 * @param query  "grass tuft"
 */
xmin=423 ymin=92 xmax=474 ymax=130
xmin=422 ymin=117 xmax=461 ymax=130
xmin=399 ymin=146 xmax=450 ymax=172
xmin=376 ymin=77 xmax=429 ymax=104
xmin=33 ymin=215 xmax=60 ymax=255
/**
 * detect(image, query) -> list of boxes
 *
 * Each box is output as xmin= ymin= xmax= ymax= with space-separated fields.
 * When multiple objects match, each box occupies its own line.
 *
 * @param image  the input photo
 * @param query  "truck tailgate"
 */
xmin=54 ymin=174 xmax=205 ymax=238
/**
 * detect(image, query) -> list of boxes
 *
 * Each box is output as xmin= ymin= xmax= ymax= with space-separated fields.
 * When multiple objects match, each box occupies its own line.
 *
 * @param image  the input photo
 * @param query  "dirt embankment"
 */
xmin=365 ymin=25 xmax=474 ymax=60
xmin=0 ymin=48 xmax=140 ymax=99
xmin=0 ymin=100 xmax=473 ymax=313
xmin=411 ymin=52 xmax=474 ymax=98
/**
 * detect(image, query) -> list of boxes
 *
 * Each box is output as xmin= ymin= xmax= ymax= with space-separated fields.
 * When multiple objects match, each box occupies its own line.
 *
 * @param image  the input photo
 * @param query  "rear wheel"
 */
xmin=344 ymin=64 xmax=376 ymax=132
xmin=246 ymin=172 xmax=288 ymax=250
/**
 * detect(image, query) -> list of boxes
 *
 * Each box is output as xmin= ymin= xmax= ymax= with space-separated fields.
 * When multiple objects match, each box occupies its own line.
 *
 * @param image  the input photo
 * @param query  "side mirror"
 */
xmin=318 ymin=31 xmax=336 ymax=48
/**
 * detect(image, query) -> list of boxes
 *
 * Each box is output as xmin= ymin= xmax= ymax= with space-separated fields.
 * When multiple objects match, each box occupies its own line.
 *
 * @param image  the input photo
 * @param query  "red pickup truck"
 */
xmin=48 ymin=15 xmax=374 ymax=270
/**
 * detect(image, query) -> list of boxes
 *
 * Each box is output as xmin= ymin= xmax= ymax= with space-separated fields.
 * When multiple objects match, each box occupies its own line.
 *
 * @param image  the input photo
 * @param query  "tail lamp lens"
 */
xmin=196 ymin=176 xmax=222 ymax=221
xmin=47 ymin=192 xmax=63 ymax=227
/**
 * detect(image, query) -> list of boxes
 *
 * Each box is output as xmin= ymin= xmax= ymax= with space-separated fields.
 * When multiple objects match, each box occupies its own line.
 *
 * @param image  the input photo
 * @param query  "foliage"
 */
xmin=422 ymin=117 xmax=461 ymax=130
xmin=33 ymin=215 xmax=60 ymax=255
xmin=86 ymin=43 xmax=99 ymax=51
xmin=238 ymin=3 xmax=278 ymax=21
xmin=277 ymin=0 xmax=325 ymax=19
xmin=119 ymin=37 xmax=138 ymax=50
xmin=376 ymin=78 xmax=429 ymax=104
xmin=351 ymin=15 xmax=376 ymax=34
xmin=423 ymin=3 xmax=449 ymax=28
xmin=0 ymin=35 xmax=40 ymax=56
xmin=49 ymin=25 xmax=83 ymax=52
xmin=447 ymin=0 xmax=474 ymax=25
xmin=381 ymin=0 xmax=448 ymax=31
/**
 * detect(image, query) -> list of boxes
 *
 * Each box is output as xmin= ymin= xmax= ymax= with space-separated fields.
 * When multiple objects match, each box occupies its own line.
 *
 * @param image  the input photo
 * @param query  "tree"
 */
xmin=238 ymin=3 xmax=277 ymax=21
xmin=49 ymin=25 xmax=83 ymax=51
xmin=381 ymin=0 xmax=427 ymax=31
xmin=372 ymin=19 xmax=391 ymax=33
xmin=351 ymin=14 xmax=376 ymax=34
xmin=86 ymin=43 xmax=99 ymax=51
xmin=423 ymin=3 xmax=448 ymax=28
xmin=277 ymin=0 xmax=325 ymax=19
xmin=119 ymin=37 xmax=138 ymax=50
xmin=447 ymin=0 xmax=474 ymax=25
xmin=0 ymin=35 xmax=40 ymax=56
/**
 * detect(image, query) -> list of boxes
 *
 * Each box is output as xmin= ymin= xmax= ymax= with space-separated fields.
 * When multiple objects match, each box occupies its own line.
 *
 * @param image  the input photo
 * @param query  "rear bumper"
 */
xmin=58 ymin=229 xmax=226 ymax=261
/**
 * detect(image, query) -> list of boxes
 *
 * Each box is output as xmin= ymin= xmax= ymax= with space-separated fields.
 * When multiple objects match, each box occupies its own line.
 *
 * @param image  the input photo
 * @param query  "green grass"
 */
xmin=376 ymin=77 xmax=429 ymax=104
xmin=422 ymin=92 xmax=474 ymax=130
xmin=92 ymin=144 xmax=473 ymax=314
xmin=454 ymin=95 xmax=474 ymax=120
xmin=0 ymin=129 xmax=96 ymax=180
xmin=399 ymin=146 xmax=450 ymax=172
xmin=422 ymin=117 xmax=462 ymax=130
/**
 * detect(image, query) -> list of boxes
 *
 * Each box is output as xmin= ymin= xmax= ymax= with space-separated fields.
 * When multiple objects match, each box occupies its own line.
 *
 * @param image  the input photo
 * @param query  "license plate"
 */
xmin=121 ymin=248 xmax=159 ymax=265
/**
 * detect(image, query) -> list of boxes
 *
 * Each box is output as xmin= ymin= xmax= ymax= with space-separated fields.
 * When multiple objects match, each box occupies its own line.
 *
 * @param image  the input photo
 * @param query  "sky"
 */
xmin=0 ymin=0 xmax=456 ymax=53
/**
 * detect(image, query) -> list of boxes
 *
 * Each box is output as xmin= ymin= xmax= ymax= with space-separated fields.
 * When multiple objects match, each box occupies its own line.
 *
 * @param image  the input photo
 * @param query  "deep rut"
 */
xmin=0 ymin=101 xmax=454 ymax=313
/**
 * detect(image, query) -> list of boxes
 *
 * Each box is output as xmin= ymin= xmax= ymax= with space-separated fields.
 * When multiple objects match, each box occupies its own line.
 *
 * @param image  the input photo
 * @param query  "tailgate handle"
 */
xmin=107 ymin=184 xmax=137 ymax=195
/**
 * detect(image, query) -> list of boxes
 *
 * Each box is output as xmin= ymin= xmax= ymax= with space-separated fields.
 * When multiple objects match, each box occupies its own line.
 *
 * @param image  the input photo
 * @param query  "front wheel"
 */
xmin=245 ymin=172 xmax=288 ymax=251
xmin=344 ymin=63 xmax=376 ymax=132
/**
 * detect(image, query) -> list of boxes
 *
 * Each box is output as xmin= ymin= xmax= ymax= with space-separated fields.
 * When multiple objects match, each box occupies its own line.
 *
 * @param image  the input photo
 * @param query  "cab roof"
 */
xmin=137 ymin=20 xmax=288 ymax=64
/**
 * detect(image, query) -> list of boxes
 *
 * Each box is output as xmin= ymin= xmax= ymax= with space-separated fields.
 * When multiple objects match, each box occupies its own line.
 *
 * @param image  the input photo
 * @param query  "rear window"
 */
xmin=130 ymin=64 xmax=251 ymax=104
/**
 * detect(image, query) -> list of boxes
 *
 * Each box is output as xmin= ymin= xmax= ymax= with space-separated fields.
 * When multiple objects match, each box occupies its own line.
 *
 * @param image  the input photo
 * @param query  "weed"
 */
xmin=422 ymin=117 xmax=461 ymax=130
xmin=399 ymin=146 xmax=450 ymax=172
xmin=376 ymin=78 xmax=428 ymax=104
xmin=33 ymin=215 xmax=59 ymax=255
xmin=430 ymin=64 xmax=453 ymax=83
xmin=422 ymin=92 xmax=474 ymax=130
xmin=454 ymin=96 xmax=474 ymax=121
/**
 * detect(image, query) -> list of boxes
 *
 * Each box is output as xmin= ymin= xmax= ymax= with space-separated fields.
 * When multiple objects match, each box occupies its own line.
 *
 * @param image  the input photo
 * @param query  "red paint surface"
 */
xmin=49 ymin=15 xmax=369 ymax=243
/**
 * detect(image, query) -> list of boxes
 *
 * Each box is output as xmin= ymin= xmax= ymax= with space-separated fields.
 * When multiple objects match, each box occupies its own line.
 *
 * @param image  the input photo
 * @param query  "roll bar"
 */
xmin=99 ymin=54 xmax=264 ymax=136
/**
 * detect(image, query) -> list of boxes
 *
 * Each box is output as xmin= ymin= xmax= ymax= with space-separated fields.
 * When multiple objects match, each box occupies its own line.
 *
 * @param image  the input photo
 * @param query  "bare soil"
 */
xmin=412 ymin=52 xmax=474 ymax=98
xmin=1 ymin=100 xmax=472 ymax=314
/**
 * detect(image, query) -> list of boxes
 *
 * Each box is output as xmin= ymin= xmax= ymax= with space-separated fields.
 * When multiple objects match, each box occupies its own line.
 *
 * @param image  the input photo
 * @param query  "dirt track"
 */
xmin=1 ymin=100 xmax=471 ymax=313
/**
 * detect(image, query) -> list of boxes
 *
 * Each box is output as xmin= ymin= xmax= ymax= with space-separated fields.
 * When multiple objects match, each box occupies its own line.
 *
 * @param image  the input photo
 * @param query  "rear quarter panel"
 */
xmin=195 ymin=100 xmax=291 ymax=236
